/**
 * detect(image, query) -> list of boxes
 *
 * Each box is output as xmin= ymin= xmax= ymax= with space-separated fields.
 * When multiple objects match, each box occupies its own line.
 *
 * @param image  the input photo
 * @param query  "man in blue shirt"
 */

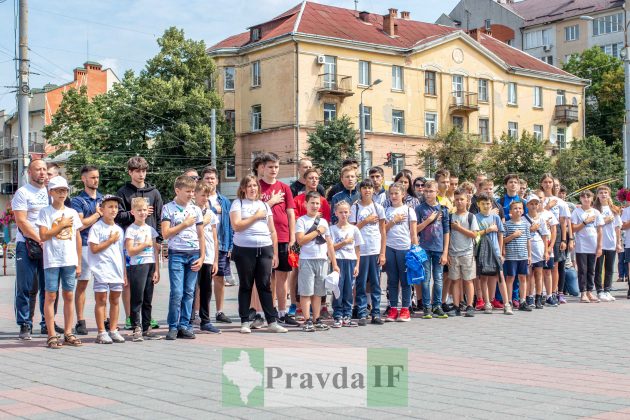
xmin=330 ymin=166 xmax=360 ymax=224
xmin=500 ymin=174 xmax=527 ymax=222
xmin=71 ymin=165 xmax=103 ymax=335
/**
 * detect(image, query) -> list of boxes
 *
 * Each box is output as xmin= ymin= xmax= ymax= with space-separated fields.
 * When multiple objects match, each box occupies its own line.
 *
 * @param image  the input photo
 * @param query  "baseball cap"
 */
xmin=526 ymin=194 xmax=541 ymax=203
xmin=101 ymin=194 xmax=123 ymax=205
xmin=48 ymin=176 xmax=69 ymax=191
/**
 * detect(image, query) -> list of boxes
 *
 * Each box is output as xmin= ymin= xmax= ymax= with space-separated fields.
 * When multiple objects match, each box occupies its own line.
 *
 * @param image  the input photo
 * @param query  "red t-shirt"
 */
xmin=294 ymin=193 xmax=331 ymax=222
xmin=259 ymin=179 xmax=295 ymax=243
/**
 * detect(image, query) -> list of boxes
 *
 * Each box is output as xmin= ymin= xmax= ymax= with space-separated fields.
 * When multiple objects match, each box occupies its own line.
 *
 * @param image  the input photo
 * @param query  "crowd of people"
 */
xmin=11 ymin=153 xmax=630 ymax=347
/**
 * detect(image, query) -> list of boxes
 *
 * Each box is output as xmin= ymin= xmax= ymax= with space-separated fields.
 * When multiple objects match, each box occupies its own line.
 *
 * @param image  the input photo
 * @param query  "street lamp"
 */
xmin=360 ymin=78 xmax=382 ymax=179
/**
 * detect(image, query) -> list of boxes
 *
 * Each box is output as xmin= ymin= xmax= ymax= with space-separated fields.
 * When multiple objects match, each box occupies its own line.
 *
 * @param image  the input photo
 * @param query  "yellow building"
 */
xmin=208 ymin=1 xmax=587 ymax=184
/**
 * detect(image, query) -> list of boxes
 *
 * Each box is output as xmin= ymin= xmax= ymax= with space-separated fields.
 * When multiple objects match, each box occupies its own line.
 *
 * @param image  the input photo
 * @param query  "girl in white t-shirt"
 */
xmin=330 ymin=201 xmax=363 ymax=328
xmin=384 ymin=183 xmax=418 ymax=322
xmin=593 ymin=185 xmax=622 ymax=302
xmin=571 ymin=190 xmax=604 ymax=303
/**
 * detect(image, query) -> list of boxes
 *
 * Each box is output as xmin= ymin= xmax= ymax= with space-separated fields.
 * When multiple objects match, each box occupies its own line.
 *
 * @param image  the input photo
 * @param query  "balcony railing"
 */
xmin=554 ymin=104 xmax=578 ymax=124
xmin=29 ymin=142 xmax=44 ymax=153
xmin=317 ymin=73 xmax=354 ymax=98
xmin=449 ymin=92 xmax=479 ymax=112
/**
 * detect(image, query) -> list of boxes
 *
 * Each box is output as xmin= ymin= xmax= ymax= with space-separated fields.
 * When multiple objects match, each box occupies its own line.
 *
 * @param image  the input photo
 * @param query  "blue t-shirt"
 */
xmin=501 ymin=194 xmax=527 ymax=221
xmin=71 ymin=190 xmax=103 ymax=246
xmin=475 ymin=213 xmax=504 ymax=257
xmin=415 ymin=202 xmax=450 ymax=253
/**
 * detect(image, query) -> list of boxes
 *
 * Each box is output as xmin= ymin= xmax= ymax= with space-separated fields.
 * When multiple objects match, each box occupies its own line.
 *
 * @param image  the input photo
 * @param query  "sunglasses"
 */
xmin=414 ymin=183 xmax=425 ymax=188
xmin=190 ymin=176 xmax=200 ymax=181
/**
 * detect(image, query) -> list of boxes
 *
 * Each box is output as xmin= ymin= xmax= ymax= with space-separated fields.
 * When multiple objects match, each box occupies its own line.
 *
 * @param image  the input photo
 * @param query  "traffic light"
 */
xmin=384 ymin=152 xmax=392 ymax=166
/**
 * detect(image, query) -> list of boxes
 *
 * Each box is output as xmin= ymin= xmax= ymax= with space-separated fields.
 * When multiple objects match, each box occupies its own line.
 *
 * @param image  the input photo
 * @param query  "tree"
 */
xmin=553 ymin=136 xmax=623 ymax=193
xmin=305 ymin=116 xmax=358 ymax=188
xmin=563 ymin=47 xmax=624 ymax=145
xmin=416 ymin=128 xmax=483 ymax=181
xmin=481 ymin=131 xmax=552 ymax=189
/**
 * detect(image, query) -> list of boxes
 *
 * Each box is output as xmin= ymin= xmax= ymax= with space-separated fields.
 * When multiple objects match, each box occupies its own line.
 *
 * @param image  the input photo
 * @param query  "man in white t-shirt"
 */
xmin=12 ymin=159 xmax=49 ymax=340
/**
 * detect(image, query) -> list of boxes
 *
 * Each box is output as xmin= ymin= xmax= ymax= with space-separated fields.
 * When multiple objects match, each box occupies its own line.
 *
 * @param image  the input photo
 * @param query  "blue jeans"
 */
xmin=167 ymin=251 xmax=200 ymax=331
xmin=333 ymin=259 xmax=355 ymax=319
xmin=356 ymin=254 xmax=381 ymax=318
xmin=44 ymin=266 xmax=76 ymax=292
xmin=15 ymin=241 xmax=45 ymax=327
xmin=618 ymin=251 xmax=627 ymax=278
xmin=422 ymin=250 xmax=444 ymax=308
xmin=564 ymin=267 xmax=579 ymax=296
xmin=385 ymin=247 xmax=411 ymax=308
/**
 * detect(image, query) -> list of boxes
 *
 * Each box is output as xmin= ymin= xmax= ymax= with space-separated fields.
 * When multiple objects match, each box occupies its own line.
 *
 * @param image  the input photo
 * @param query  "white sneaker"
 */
xmin=598 ymin=292 xmax=611 ymax=302
xmin=240 ymin=322 xmax=251 ymax=334
xmin=267 ymin=322 xmax=288 ymax=333
xmin=606 ymin=291 xmax=616 ymax=301
xmin=445 ymin=295 xmax=453 ymax=305
xmin=109 ymin=329 xmax=125 ymax=343
xmin=95 ymin=332 xmax=113 ymax=344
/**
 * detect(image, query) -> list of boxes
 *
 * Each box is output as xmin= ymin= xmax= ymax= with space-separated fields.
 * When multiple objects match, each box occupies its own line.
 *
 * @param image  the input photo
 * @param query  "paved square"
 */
xmin=1 ymin=265 xmax=630 ymax=419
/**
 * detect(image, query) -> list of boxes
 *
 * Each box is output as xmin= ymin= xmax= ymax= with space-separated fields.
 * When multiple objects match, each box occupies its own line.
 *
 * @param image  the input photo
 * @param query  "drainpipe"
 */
xmin=294 ymin=40 xmax=300 ymax=178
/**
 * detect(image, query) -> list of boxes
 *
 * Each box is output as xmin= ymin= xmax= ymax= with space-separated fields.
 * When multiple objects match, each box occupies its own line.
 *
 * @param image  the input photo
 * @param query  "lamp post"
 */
xmin=359 ymin=78 xmax=382 ymax=179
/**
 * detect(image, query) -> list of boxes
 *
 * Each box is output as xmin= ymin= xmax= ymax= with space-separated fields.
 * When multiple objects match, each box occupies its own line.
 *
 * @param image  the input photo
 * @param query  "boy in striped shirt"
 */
xmin=503 ymin=201 xmax=531 ymax=311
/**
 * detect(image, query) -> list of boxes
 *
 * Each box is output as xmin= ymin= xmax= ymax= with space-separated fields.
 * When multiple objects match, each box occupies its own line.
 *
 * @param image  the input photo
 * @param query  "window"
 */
xmin=508 ymin=82 xmax=517 ymax=105
xmin=533 ymin=124 xmax=543 ymax=141
xmin=556 ymin=90 xmax=566 ymax=105
xmin=541 ymin=56 xmax=553 ymax=65
xmin=323 ymin=103 xmax=336 ymax=123
xmin=425 ymin=71 xmax=436 ymax=95
xmin=424 ymin=155 xmax=437 ymax=178
xmin=600 ymin=42 xmax=624 ymax=59
xmin=593 ymin=13 xmax=624 ymax=36
xmin=452 ymin=75 xmax=464 ymax=105
xmin=251 ymin=61 xmax=261 ymax=87
xmin=392 ymin=110 xmax=404 ymax=134
xmin=251 ymin=105 xmax=262 ymax=131
xmin=452 ymin=116 xmax=464 ymax=131
xmin=359 ymin=61 xmax=371 ymax=86
xmin=425 ymin=112 xmax=438 ymax=137
xmin=224 ymin=67 xmax=235 ymax=90
xmin=251 ymin=27 xmax=261 ymax=41
xmin=533 ymin=86 xmax=543 ymax=108
xmin=557 ymin=127 xmax=566 ymax=149
xmin=565 ymin=25 xmax=579 ymax=41
xmin=478 ymin=79 xmax=488 ymax=102
xmin=508 ymin=121 xmax=518 ymax=138
xmin=524 ymin=29 xmax=551 ymax=49
xmin=392 ymin=154 xmax=405 ymax=175
xmin=362 ymin=106 xmax=372 ymax=131
xmin=479 ymin=118 xmax=489 ymax=143
xmin=323 ymin=56 xmax=337 ymax=89
xmin=392 ymin=65 xmax=404 ymax=90
xmin=225 ymin=110 xmax=236 ymax=132
xmin=225 ymin=156 xmax=236 ymax=179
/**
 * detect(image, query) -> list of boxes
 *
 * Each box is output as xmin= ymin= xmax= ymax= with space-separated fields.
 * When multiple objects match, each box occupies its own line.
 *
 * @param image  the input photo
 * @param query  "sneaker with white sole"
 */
xmin=96 ymin=332 xmax=113 ymax=344
xmin=132 ymin=326 xmax=143 ymax=342
xmin=267 ymin=322 xmax=288 ymax=333
xmin=503 ymin=303 xmax=514 ymax=315
xmin=607 ymin=291 xmax=616 ymax=301
xmin=598 ymin=292 xmax=611 ymax=302
xmin=251 ymin=315 xmax=265 ymax=329
xmin=109 ymin=329 xmax=125 ymax=343
xmin=240 ymin=322 xmax=252 ymax=334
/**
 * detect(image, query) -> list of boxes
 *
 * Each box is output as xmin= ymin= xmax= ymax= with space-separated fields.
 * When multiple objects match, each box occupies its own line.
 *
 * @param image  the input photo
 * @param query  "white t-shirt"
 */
xmin=525 ymin=213 xmax=550 ymax=264
xmin=296 ymin=215 xmax=330 ymax=259
xmin=571 ymin=207 xmax=604 ymax=254
xmin=385 ymin=205 xmax=417 ymax=250
xmin=230 ymin=199 xmax=273 ymax=248
xmin=544 ymin=196 xmax=571 ymax=223
xmin=349 ymin=201 xmax=385 ymax=256
xmin=201 ymin=209 xmax=219 ymax=264
xmin=539 ymin=209 xmax=559 ymax=258
xmin=162 ymin=201 xmax=204 ymax=252
xmin=598 ymin=205 xmax=621 ymax=251
xmin=124 ymin=223 xmax=158 ymax=266
xmin=622 ymin=207 xmax=630 ymax=248
xmin=11 ymin=183 xmax=49 ymax=242
xmin=88 ymin=220 xmax=125 ymax=284
xmin=35 ymin=206 xmax=82 ymax=269
xmin=330 ymin=224 xmax=364 ymax=260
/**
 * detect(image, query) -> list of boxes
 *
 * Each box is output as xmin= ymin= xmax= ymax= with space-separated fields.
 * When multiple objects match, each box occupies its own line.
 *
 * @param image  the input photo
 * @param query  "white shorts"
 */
xmin=94 ymin=280 xmax=123 ymax=293
xmin=78 ymin=246 xmax=92 ymax=281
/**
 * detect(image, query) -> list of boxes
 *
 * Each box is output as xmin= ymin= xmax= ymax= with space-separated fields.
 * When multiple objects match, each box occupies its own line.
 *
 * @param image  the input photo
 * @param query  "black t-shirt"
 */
xmin=469 ymin=195 xmax=505 ymax=220
xmin=290 ymin=179 xmax=326 ymax=198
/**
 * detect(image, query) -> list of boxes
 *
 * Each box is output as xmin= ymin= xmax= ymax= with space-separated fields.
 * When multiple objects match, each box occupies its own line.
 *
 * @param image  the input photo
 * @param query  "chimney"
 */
xmin=359 ymin=11 xmax=370 ymax=22
xmin=383 ymin=8 xmax=398 ymax=36
xmin=401 ymin=11 xmax=410 ymax=20
xmin=84 ymin=61 xmax=102 ymax=71
xmin=468 ymin=29 xmax=482 ymax=41
xmin=73 ymin=67 xmax=86 ymax=81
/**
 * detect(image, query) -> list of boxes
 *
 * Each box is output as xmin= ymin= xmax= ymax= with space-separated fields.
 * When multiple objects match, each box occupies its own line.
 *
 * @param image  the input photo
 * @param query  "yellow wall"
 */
xmin=555 ymin=17 xmax=589 ymax=65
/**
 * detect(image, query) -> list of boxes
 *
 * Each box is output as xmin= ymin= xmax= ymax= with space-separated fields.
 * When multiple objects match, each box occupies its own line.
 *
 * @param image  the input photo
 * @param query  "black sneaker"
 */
xmin=177 ymin=328 xmax=196 ymax=339
xmin=142 ymin=328 xmax=163 ymax=340
xmin=104 ymin=318 xmax=111 ymax=332
xmin=357 ymin=317 xmax=368 ymax=326
xmin=442 ymin=303 xmax=453 ymax=315
xmin=351 ymin=306 xmax=359 ymax=319
xmin=432 ymin=305 xmax=448 ymax=319
xmin=314 ymin=318 xmax=330 ymax=331
xmin=371 ymin=316 xmax=384 ymax=325
xmin=464 ymin=306 xmax=475 ymax=317
xmin=422 ymin=307 xmax=433 ymax=319
xmin=54 ymin=323 xmax=64 ymax=334
xmin=40 ymin=325 xmax=48 ymax=335
xmin=454 ymin=308 xmax=461 ymax=316
xmin=165 ymin=329 xmax=177 ymax=340
xmin=215 ymin=312 xmax=232 ymax=324
xmin=302 ymin=319 xmax=314 ymax=332
xmin=248 ymin=308 xmax=257 ymax=322
xmin=535 ymin=295 xmax=544 ymax=309
xmin=519 ymin=301 xmax=532 ymax=312
xmin=280 ymin=315 xmax=300 ymax=327
xmin=382 ymin=305 xmax=391 ymax=316
xmin=200 ymin=322 xmax=221 ymax=334
xmin=526 ymin=296 xmax=534 ymax=308
xmin=19 ymin=324 xmax=31 ymax=340
xmin=75 ymin=320 xmax=88 ymax=335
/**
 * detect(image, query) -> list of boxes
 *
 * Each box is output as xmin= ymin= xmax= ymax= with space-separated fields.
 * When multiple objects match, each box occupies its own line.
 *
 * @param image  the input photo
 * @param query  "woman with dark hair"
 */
xmin=384 ymin=172 xmax=420 ymax=209
xmin=413 ymin=177 xmax=426 ymax=202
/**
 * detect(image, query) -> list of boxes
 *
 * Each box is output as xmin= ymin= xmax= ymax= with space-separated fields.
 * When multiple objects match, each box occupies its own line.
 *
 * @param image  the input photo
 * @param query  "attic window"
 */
xmin=251 ymin=27 xmax=261 ymax=41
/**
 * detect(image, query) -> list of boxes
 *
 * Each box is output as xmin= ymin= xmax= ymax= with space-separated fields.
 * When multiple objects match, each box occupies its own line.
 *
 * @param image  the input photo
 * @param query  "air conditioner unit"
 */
xmin=543 ymin=44 xmax=552 ymax=52
xmin=316 ymin=55 xmax=326 ymax=64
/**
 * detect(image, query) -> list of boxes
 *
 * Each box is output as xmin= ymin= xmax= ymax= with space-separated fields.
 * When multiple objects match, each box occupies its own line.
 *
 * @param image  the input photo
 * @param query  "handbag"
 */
xmin=306 ymin=216 xmax=327 ymax=245
xmin=24 ymin=236 xmax=43 ymax=260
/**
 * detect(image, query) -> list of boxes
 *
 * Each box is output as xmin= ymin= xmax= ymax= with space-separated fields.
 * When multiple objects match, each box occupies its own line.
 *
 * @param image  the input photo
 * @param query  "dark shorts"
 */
xmin=476 ymin=264 xmax=500 ymax=277
xmin=274 ymin=242 xmax=292 ymax=272
xmin=216 ymin=251 xmax=232 ymax=277
xmin=503 ymin=260 xmax=529 ymax=277
xmin=543 ymin=258 xmax=554 ymax=270
xmin=624 ymin=248 xmax=630 ymax=264
xmin=531 ymin=260 xmax=545 ymax=269
xmin=553 ymin=241 xmax=566 ymax=263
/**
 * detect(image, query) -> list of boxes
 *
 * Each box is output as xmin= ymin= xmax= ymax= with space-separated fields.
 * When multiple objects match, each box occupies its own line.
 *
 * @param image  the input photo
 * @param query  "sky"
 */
xmin=0 ymin=0 xmax=461 ymax=113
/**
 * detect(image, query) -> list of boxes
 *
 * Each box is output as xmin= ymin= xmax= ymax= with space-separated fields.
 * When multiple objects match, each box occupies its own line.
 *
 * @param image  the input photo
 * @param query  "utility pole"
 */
xmin=211 ymin=108 xmax=216 ymax=168
xmin=625 ymin=3 xmax=630 ymax=187
xmin=17 ymin=0 xmax=30 ymax=187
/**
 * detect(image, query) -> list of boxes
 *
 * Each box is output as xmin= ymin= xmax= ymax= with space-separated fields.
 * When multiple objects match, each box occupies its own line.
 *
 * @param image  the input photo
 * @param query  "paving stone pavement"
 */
xmin=1 ymin=267 xmax=630 ymax=419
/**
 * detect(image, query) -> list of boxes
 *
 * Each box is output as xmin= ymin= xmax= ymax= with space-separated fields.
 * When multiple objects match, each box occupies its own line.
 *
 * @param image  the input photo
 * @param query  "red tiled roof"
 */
xmin=506 ymin=0 xmax=623 ymax=26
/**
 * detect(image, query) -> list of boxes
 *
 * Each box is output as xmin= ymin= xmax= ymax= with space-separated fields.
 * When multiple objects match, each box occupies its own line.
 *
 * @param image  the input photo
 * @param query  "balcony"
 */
xmin=554 ymin=104 xmax=579 ymax=124
xmin=316 ymin=73 xmax=354 ymax=99
xmin=449 ymin=92 xmax=479 ymax=112
xmin=2 ymin=148 xmax=17 ymax=159
xmin=29 ymin=142 xmax=44 ymax=153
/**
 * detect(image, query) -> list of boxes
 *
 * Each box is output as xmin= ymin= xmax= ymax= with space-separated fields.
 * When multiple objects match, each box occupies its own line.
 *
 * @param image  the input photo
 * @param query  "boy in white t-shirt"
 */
xmin=36 ymin=176 xmax=83 ymax=349
xmin=296 ymin=191 xmax=339 ymax=332
xmin=125 ymin=197 xmax=161 ymax=342
xmin=88 ymin=194 xmax=126 ymax=344
xmin=161 ymin=175 xmax=205 ymax=341
xmin=330 ymin=201 xmax=363 ymax=328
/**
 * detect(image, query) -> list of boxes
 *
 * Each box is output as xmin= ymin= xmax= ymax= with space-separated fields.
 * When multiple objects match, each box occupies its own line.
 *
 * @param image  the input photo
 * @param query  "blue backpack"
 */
xmin=406 ymin=245 xmax=428 ymax=285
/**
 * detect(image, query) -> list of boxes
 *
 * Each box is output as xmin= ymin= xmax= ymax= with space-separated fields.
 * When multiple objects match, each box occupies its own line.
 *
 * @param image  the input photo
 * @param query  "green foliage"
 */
xmin=416 ymin=129 xmax=482 ymax=181
xmin=305 ymin=116 xmax=358 ymax=188
xmin=553 ymin=136 xmax=624 ymax=193
xmin=481 ymin=131 xmax=552 ymax=188
xmin=563 ymin=48 xmax=624 ymax=145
